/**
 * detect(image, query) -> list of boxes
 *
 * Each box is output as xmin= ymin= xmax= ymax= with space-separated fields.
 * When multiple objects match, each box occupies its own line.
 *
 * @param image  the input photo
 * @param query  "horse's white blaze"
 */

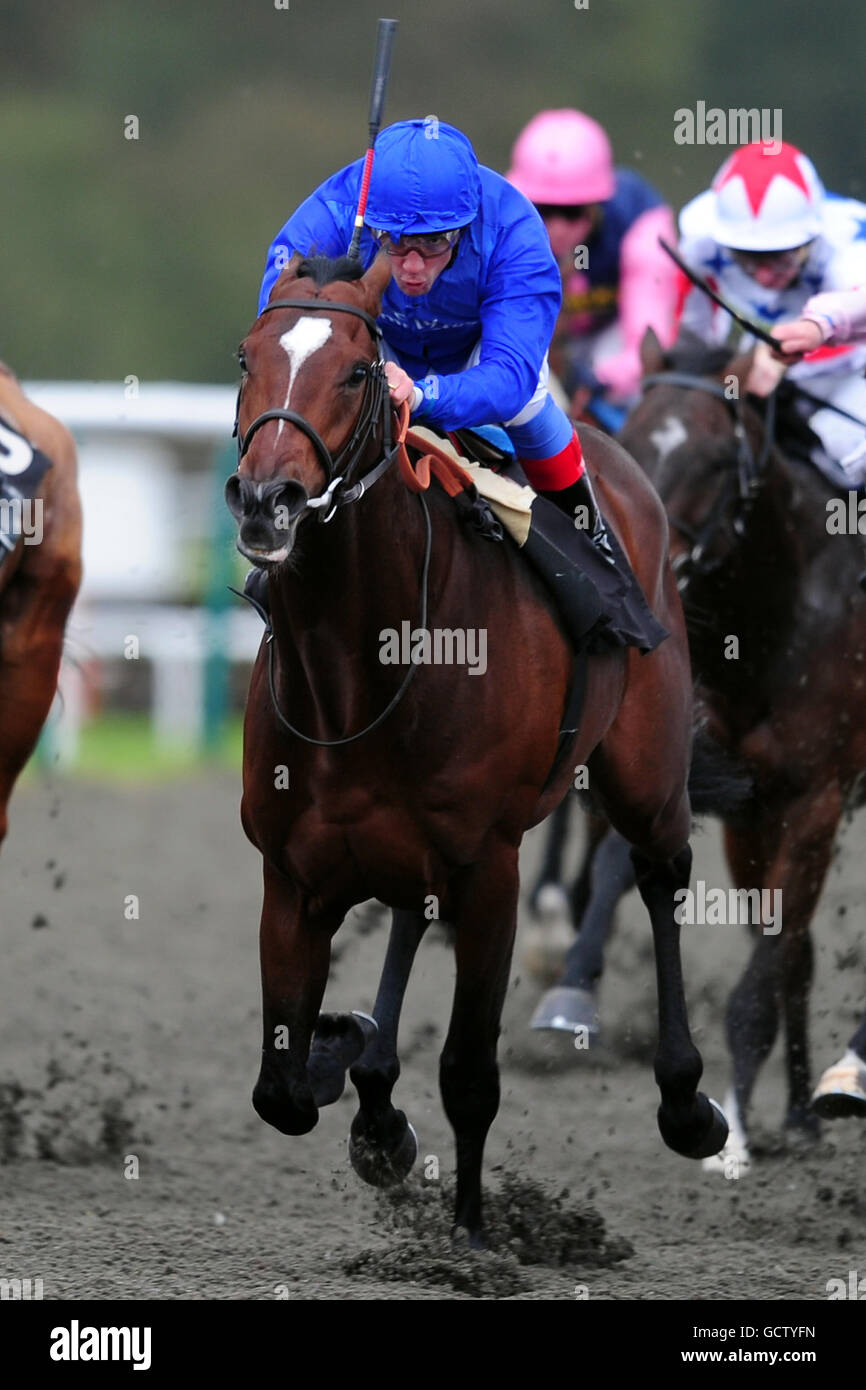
xmin=275 ymin=316 xmax=333 ymax=440
xmin=649 ymin=415 xmax=688 ymax=463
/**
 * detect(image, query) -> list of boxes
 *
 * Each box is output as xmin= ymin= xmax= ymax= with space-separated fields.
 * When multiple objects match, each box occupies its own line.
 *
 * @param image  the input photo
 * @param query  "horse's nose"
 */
xmin=225 ymin=474 xmax=310 ymax=557
xmin=225 ymin=474 xmax=309 ymax=524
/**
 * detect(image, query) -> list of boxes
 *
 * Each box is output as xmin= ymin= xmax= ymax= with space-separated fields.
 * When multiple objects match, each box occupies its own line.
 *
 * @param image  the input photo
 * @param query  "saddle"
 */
xmin=397 ymin=418 xmax=668 ymax=659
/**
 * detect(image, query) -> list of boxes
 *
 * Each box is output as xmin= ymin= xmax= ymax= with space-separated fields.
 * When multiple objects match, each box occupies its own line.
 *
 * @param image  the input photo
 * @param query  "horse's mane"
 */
xmin=295 ymin=254 xmax=365 ymax=287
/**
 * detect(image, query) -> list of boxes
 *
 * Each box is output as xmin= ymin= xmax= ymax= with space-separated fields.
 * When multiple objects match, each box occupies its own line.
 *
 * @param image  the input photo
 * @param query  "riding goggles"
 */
xmin=728 ymin=243 xmax=813 ymax=277
xmin=368 ymin=227 xmax=463 ymax=258
xmin=533 ymin=203 xmax=591 ymax=221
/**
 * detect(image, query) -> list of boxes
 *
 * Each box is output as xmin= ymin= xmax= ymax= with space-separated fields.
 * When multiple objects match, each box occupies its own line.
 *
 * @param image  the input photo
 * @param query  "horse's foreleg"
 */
xmin=532 ymin=827 xmax=635 ymax=1035
xmin=724 ymin=788 xmax=839 ymax=1147
xmin=253 ymin=861 xmax=337 ymax=1137
xmin=528 ymin=793 xmax=573 ymax=913
xmin=348 ymin=906 xmax=429 ymax=1186
xmin=0 ymin=569 xmax=77 ymax=846
xmin=522 ymin=796 xmax=575 ymax=988
xmin=441 ymin=847 xmax=519 ymax=1247
xmin=569 ymin=811 xmax=613 ymax=924
xmin=775 ymin=789 xmax=840 ymax=1135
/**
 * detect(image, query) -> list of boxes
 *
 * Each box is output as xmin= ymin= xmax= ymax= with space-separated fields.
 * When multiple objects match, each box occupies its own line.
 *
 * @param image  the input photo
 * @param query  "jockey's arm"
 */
xmin=408 ymin=215 xmax=561 ymax=431
xmin=594 ymin=205 xmax=679 ymax=399
xmin=771 ymin=288 xmax=866 ymax=361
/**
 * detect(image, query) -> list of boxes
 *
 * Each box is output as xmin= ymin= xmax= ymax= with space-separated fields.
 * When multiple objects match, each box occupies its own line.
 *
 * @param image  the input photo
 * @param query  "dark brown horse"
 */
xmin=225 ymin=252 xmax=727 ymax=1243
xmin=531 ymin=330 xmax=866 ymax=1168
xmin=0 ymin=365 xmax=81 ymax=847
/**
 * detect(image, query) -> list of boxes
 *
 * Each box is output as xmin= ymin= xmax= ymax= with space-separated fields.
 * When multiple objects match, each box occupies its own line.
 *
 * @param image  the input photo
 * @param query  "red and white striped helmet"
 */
xmin=708 ymin=142 xmax=824 ymax=251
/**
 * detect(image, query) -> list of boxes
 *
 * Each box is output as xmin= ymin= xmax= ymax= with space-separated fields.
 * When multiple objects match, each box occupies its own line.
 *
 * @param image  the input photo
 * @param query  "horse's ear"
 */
xmin=268 ymin=251 xmax=305 ymax=300
xmin=639 ymin=326 xmax=666 ymax=377
xmin=725 ymin=345 xmax=756 ymax=392
xmin=361 ymin=252 xmax=393 ymax=312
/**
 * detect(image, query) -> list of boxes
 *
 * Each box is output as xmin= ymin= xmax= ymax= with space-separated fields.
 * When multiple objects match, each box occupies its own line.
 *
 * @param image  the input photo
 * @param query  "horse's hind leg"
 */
xmin=348 ymin=907 xmax=429 ymax=1186
xmin=630 ymin=843 xmax=727 ymax=1158
xmin=591 ymin=644 xmax=726 ymax=1160
xmin=531 ymin=827 xmax=633 ymax=1035
xmin=253 ymin=862 xmax=338 ymax=1136
xmin=440 ymin=846 xmax=519 ymax=1247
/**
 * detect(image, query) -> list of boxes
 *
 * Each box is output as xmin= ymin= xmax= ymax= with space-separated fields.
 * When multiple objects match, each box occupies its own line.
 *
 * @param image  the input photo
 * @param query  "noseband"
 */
xmin=641 ymin=371 xmax=775 ymax=579
xmin=233 ymin=297 xmax=399 ymax=521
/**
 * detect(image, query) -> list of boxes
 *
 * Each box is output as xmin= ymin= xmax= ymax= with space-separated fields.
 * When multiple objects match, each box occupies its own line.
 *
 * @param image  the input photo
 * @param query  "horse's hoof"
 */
xmin=451 ymin=1223 xmax=487 ymax=1252
xmin=659 ymin=1095 xmax=728 ymax=1160
xmin=308 ymin=1010 xmax=379 ymax=1107
xmin=530 ymin=882 xmax=571 ymax=919
xmin=811 ymin=1051 xmax=866 ymax=1120
xmin=348 ymin=1114 xmax=418 ymax=1188
xmin=530 ymin=985 xmax=599 ymax=1037
xmin=252 ymin=1083 xmax=318 ymax=1136
xmin=702 ymin=1143 xmax=751 ymax=1177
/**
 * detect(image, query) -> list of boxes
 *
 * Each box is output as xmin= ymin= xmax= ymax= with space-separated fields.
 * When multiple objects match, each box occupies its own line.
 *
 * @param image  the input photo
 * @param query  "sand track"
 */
xmin=0 ymin=775 xmax=863 ymax=1300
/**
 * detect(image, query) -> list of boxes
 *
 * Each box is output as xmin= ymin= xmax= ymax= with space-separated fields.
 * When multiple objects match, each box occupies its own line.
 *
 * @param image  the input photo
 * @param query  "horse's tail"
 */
xmin=688 ymin=712 xmax=752 ymax=819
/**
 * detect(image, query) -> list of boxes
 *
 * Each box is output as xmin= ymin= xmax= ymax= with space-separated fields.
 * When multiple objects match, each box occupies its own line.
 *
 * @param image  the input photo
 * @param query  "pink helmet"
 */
xmin=507 ymin=109 xmax=616 ymax=205
xmin=708 ymin=142 xmax=824 ymax=250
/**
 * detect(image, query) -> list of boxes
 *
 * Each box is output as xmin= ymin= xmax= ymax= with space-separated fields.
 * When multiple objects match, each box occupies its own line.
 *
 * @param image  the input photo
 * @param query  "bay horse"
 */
xmin=226 ymin=252 xmax=727 ymax=1244
xmin=531 ymin=329 xmax=866 ymax=1166
xmin=0 ymin=365 xmax=81 ymax=847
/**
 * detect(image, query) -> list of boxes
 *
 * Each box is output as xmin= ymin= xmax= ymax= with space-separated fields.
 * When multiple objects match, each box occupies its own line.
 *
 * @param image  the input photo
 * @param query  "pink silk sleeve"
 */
xmin=594 ymin=205 xmax=679 ymax=397
xmin=803 ymin=288 xmax=866 ymax=345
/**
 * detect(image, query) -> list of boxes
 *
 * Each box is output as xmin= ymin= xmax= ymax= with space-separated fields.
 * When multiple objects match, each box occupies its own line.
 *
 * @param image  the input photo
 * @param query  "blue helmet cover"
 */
xmin=364 ymin=119 xmax=482 ymax=236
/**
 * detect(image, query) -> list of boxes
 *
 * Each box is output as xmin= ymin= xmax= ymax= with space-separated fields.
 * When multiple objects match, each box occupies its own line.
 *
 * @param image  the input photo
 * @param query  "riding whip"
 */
xmin=658 ymin=237 xmax=780 ymax=348
xmin=347 ymin=18 xmax=398 ymax=260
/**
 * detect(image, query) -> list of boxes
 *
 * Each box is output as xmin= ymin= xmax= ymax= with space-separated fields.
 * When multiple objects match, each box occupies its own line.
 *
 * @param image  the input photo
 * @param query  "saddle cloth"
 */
xmin=409 ymin=425 xmax=668 ymax=655
xmin=408 ymin=426 xmax=535 ymax=545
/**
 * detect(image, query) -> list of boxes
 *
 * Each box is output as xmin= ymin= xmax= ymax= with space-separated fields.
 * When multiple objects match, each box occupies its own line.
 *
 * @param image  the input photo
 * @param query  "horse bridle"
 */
xmin=641 ymin=371 xmax=776 ymax=580
xmin=233 ymin=296 xmax=400 ymax=521
xmin=231 ymin=292 xmax=433 ymax=748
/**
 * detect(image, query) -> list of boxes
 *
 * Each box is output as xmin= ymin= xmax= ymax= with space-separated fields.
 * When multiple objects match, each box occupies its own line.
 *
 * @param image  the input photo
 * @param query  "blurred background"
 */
xmin=3 ymin=0 xmax=864 ymax=772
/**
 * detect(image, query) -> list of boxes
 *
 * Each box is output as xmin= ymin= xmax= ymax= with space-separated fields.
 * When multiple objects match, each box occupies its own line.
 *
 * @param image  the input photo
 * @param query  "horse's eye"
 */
xmin=237 ymin=347 xmax=248 ymax=373
xmin=348 ymin=363 xmax=369 ymax=386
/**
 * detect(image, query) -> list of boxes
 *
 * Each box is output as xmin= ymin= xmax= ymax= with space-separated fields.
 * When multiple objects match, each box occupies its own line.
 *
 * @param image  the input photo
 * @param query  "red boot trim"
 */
xmin=520 ymin=429 xmax=586 ymax=490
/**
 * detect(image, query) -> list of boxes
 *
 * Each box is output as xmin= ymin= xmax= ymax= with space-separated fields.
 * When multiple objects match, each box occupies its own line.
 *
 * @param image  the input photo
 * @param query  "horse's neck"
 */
xmin=268 ymin=465 xmax=431 ymax=707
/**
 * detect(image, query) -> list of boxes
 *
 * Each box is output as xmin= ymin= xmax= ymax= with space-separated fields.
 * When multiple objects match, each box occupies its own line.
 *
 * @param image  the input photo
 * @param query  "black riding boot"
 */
xmin=539 ymin=472 xmax=616 ymax=565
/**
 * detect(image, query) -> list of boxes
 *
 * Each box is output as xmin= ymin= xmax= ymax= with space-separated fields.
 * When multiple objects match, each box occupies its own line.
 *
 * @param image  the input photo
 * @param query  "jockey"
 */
xmin=506 ymin=108 xmax=679 ymax=411
xmin=258 ymin=118 xmax=613 ymax=557
xmin=678 ymin=141 xmax=866 ymax=486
